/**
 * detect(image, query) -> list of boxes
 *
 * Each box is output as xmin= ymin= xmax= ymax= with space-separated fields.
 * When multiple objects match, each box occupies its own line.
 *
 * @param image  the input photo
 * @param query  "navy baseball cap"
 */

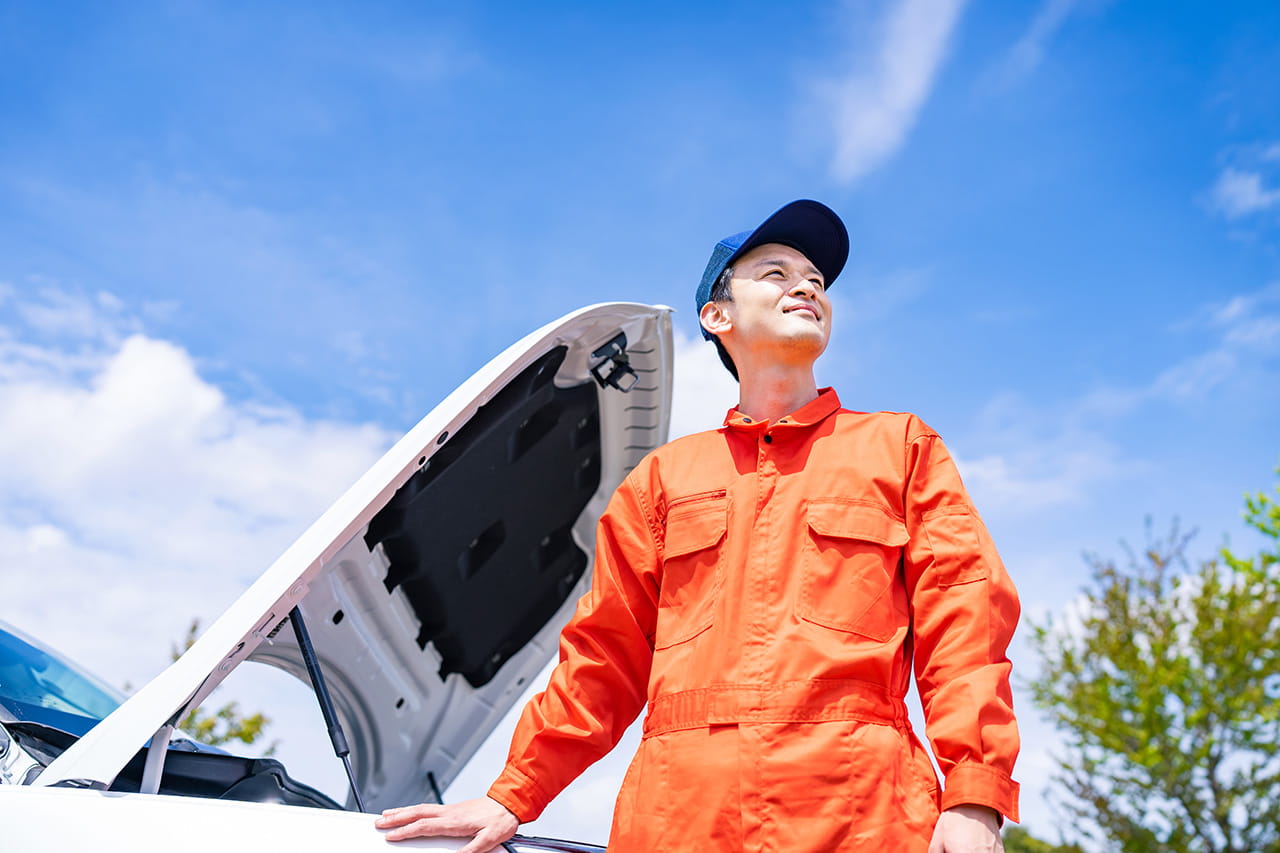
xmin=695 ymin=199 xmax=849 ymax=340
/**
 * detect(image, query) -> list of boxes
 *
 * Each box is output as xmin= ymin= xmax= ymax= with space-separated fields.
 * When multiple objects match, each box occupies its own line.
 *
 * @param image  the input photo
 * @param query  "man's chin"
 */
xmin=772 ymin=334 xmax=829 ymax=362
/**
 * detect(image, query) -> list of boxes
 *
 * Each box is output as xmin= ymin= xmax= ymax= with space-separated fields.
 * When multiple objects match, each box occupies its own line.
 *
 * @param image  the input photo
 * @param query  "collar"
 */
xmin=723 ymin=387 xmax=842 ymax=430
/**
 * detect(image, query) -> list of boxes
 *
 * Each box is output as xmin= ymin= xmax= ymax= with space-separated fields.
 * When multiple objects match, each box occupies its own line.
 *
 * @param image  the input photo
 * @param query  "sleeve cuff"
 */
xmin=939 ymin=763 xmax=1020 ymax=824
xmin=486 ymin=765 xmax=554 ymax=824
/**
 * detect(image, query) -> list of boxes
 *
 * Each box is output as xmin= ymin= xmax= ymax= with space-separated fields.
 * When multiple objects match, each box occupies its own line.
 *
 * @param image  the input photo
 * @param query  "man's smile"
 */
xmin=783 ymin=303 xmax=821 ymax=320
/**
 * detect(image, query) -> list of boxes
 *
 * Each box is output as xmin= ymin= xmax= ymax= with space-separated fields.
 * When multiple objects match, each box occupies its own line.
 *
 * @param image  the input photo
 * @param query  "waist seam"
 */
xmin=642 ymin=679 xmax=909 ymax=737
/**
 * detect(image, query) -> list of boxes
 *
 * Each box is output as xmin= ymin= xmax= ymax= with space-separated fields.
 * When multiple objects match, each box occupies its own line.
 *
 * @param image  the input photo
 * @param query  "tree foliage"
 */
xmin=1029 ymin=474 xmax=1280 ymax=852
xmin=170 ymin=620 xmax=276 ymax=753
xmin=1002 ymin=826 xmax=1084 ymax=853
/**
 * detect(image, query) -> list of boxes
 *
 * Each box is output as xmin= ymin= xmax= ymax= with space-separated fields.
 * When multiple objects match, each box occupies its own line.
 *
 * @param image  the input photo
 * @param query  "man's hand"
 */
xmin=374 ymin=796 xmax=519 ymax=852
xmin=928 ymin=804 xmax=1003 ymax=853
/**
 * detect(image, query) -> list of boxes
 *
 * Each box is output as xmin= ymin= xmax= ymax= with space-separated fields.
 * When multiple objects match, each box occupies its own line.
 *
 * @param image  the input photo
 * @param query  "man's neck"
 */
xmin=735 ymin=363 xmax=820 ymax=423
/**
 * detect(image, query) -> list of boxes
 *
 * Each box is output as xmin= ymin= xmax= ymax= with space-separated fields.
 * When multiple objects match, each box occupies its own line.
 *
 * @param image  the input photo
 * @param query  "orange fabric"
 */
xmin=487 ymin=388 xmax=1020 ymax=850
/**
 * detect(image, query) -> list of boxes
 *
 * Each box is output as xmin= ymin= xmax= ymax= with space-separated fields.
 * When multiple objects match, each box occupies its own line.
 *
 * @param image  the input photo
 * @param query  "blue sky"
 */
xmin=2 ymin=0 xmax=1278 ymax=844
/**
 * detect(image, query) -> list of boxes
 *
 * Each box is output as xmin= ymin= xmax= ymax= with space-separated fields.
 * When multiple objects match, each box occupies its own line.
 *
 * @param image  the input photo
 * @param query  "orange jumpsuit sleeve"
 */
xmin=486 ymin=474 xmax=661 ymax=822
xmin=902 ymin=420 xmax=1021 ymax=823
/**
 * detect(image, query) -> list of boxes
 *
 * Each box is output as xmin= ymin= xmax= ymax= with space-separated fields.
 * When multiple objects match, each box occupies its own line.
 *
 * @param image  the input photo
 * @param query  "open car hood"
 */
xmin=34 ymin=303 xmax=673 ymax=812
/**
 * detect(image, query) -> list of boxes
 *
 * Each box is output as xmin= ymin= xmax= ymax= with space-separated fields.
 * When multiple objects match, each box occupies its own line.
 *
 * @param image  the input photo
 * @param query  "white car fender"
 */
xmin=0 ymin=784 xmax=464 ymax=851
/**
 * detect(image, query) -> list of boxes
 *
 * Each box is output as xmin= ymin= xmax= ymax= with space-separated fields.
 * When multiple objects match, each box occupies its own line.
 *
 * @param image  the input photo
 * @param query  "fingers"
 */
xmin=381 ymin=815 xmax=513 ymax=847
xmin=377 ymin=804 xmax=472 ymax=841
xmin=375 ymin=803 xmax=445 ymax=830
xmin=382 ymin=819 xmax=450 ymax=843
xmin=374 ymin=797 xmax=519 ymax=846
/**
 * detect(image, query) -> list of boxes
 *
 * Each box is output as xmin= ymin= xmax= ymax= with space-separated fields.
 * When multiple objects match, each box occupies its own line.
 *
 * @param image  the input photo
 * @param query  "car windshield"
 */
xmin=0 ymin=623 xmax=124 ymax=735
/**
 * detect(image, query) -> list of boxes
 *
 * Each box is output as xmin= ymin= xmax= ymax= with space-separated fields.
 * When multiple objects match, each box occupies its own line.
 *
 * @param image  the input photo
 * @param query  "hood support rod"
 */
xmin=290 ymin=606 xmax=367 ymax=812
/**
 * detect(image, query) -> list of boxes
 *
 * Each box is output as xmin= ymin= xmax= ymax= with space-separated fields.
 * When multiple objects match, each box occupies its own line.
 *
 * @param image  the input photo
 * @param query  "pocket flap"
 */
xmin=922 ymin=506 xmax=990 ymax=586
xmin=664 ymin=502 xmax=727 ymax=558
xmin=806 ymin=500 xmax=908 ymax=547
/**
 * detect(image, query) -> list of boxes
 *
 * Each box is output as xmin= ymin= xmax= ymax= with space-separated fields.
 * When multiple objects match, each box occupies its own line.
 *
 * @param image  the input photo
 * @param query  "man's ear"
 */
xmin=700 ymin=300 xmax=732 ymax=338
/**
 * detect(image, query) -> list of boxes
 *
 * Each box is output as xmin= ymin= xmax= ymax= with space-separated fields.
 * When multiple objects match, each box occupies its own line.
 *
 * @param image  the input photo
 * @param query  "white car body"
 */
xmin=0 ymin=303 xmax=673 ymax=852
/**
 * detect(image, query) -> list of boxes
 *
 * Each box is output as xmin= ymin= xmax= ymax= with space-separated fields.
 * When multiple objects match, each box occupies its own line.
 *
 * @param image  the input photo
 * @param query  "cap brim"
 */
xmin=727 ymin=199 xmax=849 ymax=289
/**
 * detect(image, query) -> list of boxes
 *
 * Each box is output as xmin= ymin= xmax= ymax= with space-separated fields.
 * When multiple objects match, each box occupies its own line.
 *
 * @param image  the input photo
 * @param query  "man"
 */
xmin=376 ymin=200 xmax=1020 ymax=852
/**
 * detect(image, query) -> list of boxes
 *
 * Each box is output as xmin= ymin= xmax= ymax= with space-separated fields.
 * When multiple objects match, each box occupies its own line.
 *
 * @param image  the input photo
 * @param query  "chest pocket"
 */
xmin=798 ymin=499 xmax=909 ymax=643
xmin=654 ymin=493 xmax=727 ymax=650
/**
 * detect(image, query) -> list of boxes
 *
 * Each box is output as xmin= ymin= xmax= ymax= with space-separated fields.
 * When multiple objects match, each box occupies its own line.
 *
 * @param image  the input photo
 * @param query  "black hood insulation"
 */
xmin=365 ymin=346 xmax=602 ymax=687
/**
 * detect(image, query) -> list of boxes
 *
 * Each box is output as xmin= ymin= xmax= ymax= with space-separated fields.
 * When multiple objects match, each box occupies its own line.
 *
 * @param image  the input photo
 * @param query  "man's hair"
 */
xmin=707 ymin=266 xmax=739 ymax=381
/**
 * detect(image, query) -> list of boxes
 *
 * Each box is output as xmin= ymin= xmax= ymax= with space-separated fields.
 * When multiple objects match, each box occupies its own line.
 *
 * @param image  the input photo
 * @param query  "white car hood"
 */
xmin=33 ymin=303 xmax=673 ymax=813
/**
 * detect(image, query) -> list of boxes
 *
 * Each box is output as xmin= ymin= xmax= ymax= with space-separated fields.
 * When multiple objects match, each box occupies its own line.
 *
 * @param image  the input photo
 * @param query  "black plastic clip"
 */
xmin=49 ymin=778 xmax=109 ymax=790
xmin=590 ymin=332 xmax=638 ymax=392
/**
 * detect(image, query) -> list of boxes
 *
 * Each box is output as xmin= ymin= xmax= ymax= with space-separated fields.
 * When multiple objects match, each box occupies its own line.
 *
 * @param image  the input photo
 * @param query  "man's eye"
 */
xmin=810 ymin=278 xmax=825 ymax=290
xmin=765 ymin=270 xmax=785 ymax=278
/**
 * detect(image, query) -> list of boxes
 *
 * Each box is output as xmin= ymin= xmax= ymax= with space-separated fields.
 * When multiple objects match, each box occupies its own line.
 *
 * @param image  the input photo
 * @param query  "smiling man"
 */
xmin=377 ymin=200 xmax=1021 ymax=852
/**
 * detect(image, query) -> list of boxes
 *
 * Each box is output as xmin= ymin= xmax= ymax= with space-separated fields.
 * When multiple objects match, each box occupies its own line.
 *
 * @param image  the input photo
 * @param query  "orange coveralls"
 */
xmin=488 ymin=389 xmax=1020 ymax=850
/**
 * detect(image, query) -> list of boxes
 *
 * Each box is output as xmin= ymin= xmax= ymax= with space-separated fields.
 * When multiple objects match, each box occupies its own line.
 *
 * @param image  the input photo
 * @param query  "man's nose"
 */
xmin=790 ymin=279 xmax=817 ymax=299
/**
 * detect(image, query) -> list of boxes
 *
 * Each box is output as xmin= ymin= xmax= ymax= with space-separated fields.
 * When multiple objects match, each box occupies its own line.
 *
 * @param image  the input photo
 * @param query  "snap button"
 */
xmin=742 ymin=417 xmax=752 ymax=423
xmin=763 ymin=434 xmax=773 ymax=444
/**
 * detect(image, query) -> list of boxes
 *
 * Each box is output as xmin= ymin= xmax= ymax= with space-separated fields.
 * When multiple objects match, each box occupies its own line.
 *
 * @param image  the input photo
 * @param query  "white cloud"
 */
xmin=1154 ymin=280 xmax=1280 ymax=399
xmin=13 ymin=287 xmax=136 ymax=341
xmin=1210 ymin=167 xmax=1280 ymax=219
xmin=360 ymin=34 xmax=481 ymax=87
xmin=956 ymin=280 xmax=1280 ymax=514
xmin=0 ymin=288 xmax=395 ymax=691
xmin=1209 ymin=280 xmax=1280 ymax=326
xmin=958 ymin=442 xmax=1121 ymax=513
xmin=822 ymin=0 xmax=969 ymax=184
xmin=988 ymin=0 xmax=1081 ymax=87
xmin=1012 ymin=0 xmax=1079 ymax=69
xmin=3 ymin=171 xmax=414 ymax=414
xmin=837 ymin=265 xmax=934 ymax=329
xmin=669 ymin=331 xmax=739 ymax=439
xmin=1151 ymin=348 xmax=1240 ymax=399
xmin=952 ymin=391 xmax=1130 ymax=515
xmin=1223 ymin=315 xmax=1280 ymax=350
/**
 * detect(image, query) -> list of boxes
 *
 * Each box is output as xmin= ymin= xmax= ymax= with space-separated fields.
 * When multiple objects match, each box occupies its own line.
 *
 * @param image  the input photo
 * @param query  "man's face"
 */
xmin=710 ymin=242 xmax=832 ymax=366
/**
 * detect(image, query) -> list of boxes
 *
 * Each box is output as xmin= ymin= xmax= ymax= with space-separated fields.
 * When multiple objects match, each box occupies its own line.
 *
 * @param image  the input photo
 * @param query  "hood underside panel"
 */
xmin=365 ymin=346 xmax=600 ymax=688
xmin=32 ymin=303 xmax=673 ymax=813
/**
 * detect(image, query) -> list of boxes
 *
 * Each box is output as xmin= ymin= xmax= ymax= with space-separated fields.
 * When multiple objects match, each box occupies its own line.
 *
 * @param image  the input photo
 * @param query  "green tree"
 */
xmin=1002 ymin=825 xmax=1084 ymax=853
xmin=169 ymin=619 xmax=275 ymax=753
xmin=1028 ymin=475 xmax=1280 ymax=852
